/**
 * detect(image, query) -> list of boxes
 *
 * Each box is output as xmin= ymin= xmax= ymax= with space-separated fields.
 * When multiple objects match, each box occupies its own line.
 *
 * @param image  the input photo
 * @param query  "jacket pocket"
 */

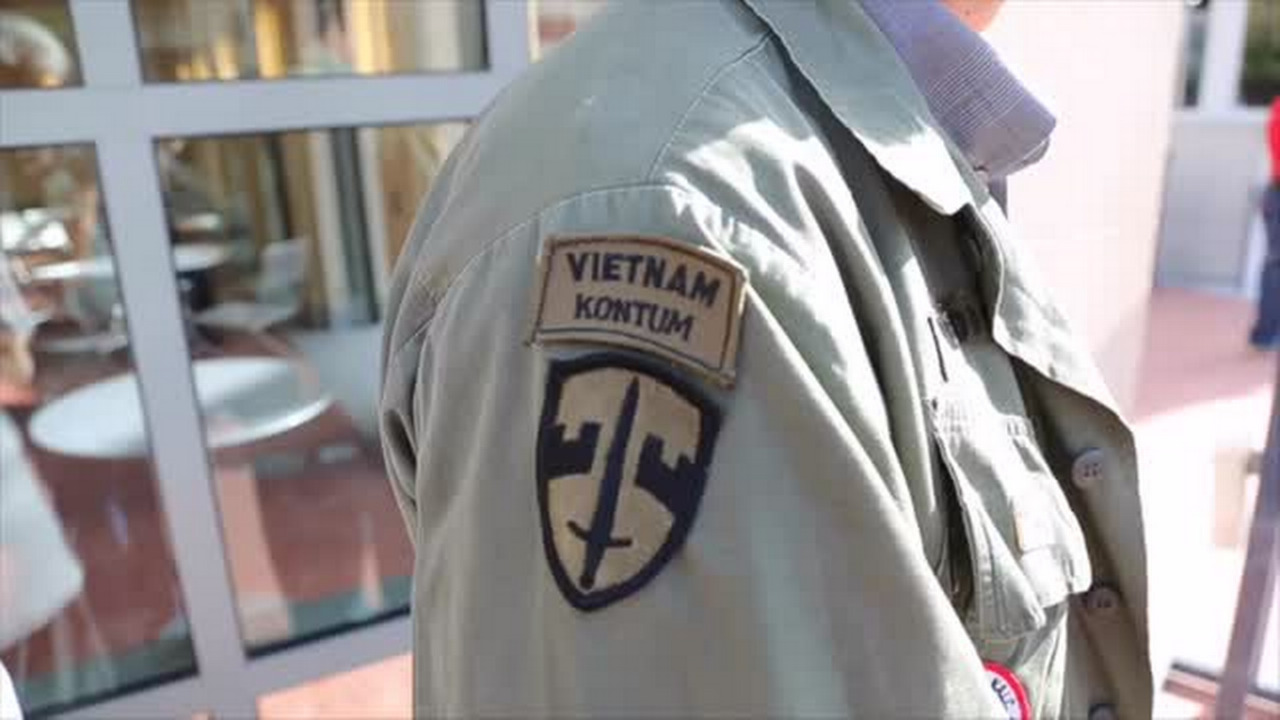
xmin=928 ymin=392 xmax=1092 ymax=641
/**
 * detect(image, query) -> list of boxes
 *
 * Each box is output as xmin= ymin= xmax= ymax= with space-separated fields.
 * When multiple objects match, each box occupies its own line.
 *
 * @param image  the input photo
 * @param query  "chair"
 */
xmin=195 ymin=238 xmax=308 ymax=334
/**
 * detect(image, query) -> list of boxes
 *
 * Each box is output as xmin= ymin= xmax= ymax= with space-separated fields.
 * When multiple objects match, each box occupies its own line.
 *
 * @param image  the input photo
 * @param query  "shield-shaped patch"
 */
xmin=537 ymin=353 xmax=720 ymax=611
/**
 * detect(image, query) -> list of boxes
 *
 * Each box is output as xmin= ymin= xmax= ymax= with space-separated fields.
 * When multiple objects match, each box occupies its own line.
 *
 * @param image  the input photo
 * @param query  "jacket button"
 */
xmin=1083 ymin=583 xmax=1122 ymax=613
xmin=1088 ymin=702 xmax=1118 ymax=720
xmin=1072 ymin=448 xmax=1106 ymax=488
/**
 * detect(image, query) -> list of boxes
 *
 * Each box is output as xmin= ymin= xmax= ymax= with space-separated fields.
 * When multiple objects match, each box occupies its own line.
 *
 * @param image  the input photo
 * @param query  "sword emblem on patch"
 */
xmin=536 ymin=353 xmax=720 ymax=611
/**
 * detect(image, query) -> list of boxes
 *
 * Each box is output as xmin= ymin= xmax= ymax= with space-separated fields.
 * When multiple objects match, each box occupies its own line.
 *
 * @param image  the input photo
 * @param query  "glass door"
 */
xmin=1 ymin=141 xmax=199 ymax=716
xmin=0 ymin=0 xmax=528 ymax=716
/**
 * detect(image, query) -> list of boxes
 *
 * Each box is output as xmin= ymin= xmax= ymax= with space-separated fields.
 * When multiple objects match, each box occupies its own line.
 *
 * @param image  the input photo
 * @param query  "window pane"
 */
xmin=156 ymin=121 xmax=463 ymax=653
xmin=0 ymin=1 xmax=81 ymax=88
xmin=364 ymin=123 xmax=468 ymax=276
xmin=1241 ymin=0 xmax=1280 ymax=106
xmin=532 ymin=0 xmax=607 ymax=59
xmin=132 ymin=0 xmax=485 ymax=83
xmin=0 ymin=146 xmax=196 ymax=714
xmin=1180 ymin=0 xmax=1211 ymax=107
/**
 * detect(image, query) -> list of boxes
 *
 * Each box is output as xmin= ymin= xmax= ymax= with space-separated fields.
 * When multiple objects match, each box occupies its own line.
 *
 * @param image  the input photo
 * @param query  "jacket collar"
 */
xmin=741 ymin=0 xmax=1125 ymax=421
xmin=973 ymin=197 xmax=1125 ymax=420
xmin=858 ymin=0 xmax=1056 ymax=183
xmin=740 ymin=0 xmax=976 ymax=216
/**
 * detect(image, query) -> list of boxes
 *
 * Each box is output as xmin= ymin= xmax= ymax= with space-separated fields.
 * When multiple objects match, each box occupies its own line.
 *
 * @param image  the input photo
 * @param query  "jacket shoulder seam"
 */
xmin=645 ymin=33 xmax=774 ymax=180
xmin=385 ymin=181 xmax=714 ymax=368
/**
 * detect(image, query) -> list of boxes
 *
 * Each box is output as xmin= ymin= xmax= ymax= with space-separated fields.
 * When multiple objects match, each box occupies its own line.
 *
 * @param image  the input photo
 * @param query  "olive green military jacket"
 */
xmin=380 ymin=0 xmax=1152 ymax=716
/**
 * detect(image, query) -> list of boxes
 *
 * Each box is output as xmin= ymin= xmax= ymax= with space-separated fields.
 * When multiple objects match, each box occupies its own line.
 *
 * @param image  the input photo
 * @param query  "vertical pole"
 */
xmin=1217 ymin=355 xmax=1280 ymax=716
xmin=70 ymin=1 xmax=254 ymax=714
xmin=1199 ymin=0 xmax=1250 ymax=112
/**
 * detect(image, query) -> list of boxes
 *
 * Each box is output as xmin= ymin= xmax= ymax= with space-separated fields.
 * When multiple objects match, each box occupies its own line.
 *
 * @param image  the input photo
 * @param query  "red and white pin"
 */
xmin=984 ymin=661 xmax=1031 ymax=720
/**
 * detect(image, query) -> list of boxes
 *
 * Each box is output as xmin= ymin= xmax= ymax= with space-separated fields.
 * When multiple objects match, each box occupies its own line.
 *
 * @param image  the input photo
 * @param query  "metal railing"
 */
xmin=1217 ymin=355 xmax=1280 ymax=716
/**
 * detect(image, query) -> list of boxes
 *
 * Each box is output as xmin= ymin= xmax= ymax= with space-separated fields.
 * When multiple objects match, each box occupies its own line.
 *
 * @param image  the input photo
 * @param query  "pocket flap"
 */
xmin=929 ymin=396 xmax=1092 ymax=641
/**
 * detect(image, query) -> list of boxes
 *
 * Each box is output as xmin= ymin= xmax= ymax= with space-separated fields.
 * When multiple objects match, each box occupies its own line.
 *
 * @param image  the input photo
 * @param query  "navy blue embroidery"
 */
xmin=537 ymin=353 xmax=721 ymax=611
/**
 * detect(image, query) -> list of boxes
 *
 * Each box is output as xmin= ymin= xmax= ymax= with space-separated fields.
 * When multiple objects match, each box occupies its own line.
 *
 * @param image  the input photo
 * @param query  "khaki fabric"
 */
xmin=380 ymin=0 xmax=1152 ymax=716
xmin=529 ymin=235 xmax=748 ymax=386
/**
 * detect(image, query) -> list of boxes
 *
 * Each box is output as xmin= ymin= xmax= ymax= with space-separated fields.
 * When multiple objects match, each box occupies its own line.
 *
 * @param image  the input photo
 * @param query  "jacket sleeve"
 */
xmin=380 ymin=341 xmax=421 ymax=548
xmin=378 ymin=181 xmax=1006 ymax=716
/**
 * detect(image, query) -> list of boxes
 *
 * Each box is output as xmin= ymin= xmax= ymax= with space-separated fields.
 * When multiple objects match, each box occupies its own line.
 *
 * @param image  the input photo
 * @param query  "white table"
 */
xmin=27 ymin=243 xmax=232 ymax=283
xmin=29 ymin=357 xmax=332 ymax=459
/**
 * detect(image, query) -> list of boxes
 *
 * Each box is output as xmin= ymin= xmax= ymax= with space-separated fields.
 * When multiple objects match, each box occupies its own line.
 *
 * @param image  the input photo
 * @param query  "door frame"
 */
xmin=0 ymin=1 xmax=530 ymax=716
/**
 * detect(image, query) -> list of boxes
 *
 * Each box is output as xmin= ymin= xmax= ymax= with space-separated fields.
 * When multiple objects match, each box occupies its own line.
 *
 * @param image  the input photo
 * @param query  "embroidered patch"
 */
xmin=537 ymin=353 xmax=720 ymax=611
xmin=529 ymin=235 xmax=747 ymax=387
xmin=984 ymin=661 xmax=1031 ymax=720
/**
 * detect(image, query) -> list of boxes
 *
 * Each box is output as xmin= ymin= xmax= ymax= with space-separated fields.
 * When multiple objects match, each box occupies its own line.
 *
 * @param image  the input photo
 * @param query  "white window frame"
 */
xmin=0 ymin=1 xmax=531 ymax=716
xmin=1179 ymin=0 xmax=1268 ymax=120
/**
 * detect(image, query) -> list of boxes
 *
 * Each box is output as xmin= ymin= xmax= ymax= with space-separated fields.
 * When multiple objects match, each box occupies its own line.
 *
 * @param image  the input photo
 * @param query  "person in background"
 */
xmin=0 ymin=254 xmax=36 ymax=387
xmin=1249 ymin=97 xmax=1280 ymax=350
xmin=1 ymin=220 xmax=84 ymax=720
xmin=0 ymin=389 xmax=85 ymax=720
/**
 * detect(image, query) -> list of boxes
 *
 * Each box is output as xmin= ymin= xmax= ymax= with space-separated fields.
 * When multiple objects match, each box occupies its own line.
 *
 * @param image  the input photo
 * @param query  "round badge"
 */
xmin=984 ymin=661 xmax=1031 ymax=720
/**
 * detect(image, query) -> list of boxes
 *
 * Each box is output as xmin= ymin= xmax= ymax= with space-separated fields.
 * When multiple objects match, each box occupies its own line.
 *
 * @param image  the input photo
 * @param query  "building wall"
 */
xmin=987 ymin=1 xmax=1184 ymax=411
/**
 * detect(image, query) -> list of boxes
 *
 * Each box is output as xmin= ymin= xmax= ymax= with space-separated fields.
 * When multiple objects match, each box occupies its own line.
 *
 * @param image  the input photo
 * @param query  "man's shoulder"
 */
xmin=456 ymin=0 xmax=776 ymax=220
xmin=383 ymin=1 xmax=791 ymax=352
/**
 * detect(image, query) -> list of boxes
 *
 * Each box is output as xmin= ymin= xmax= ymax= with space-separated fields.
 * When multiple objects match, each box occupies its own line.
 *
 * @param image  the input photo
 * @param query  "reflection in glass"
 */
xmin=157 ymin=122 xmax=464 ymax=653
xmin=532 ymin=0 xmax=607 ymax=59
xmin=1241 ymin=0 xmax=1280 ymax=106
xmin=1180 ymin=0 xmax=1211 ymax=107
xmin=132 ymin=0 xmax=485 ymax=83
xmin=0 ymin=146 xmax=196 ymax=714
xmin=0 ymin=1 xmax=80 ymax=88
